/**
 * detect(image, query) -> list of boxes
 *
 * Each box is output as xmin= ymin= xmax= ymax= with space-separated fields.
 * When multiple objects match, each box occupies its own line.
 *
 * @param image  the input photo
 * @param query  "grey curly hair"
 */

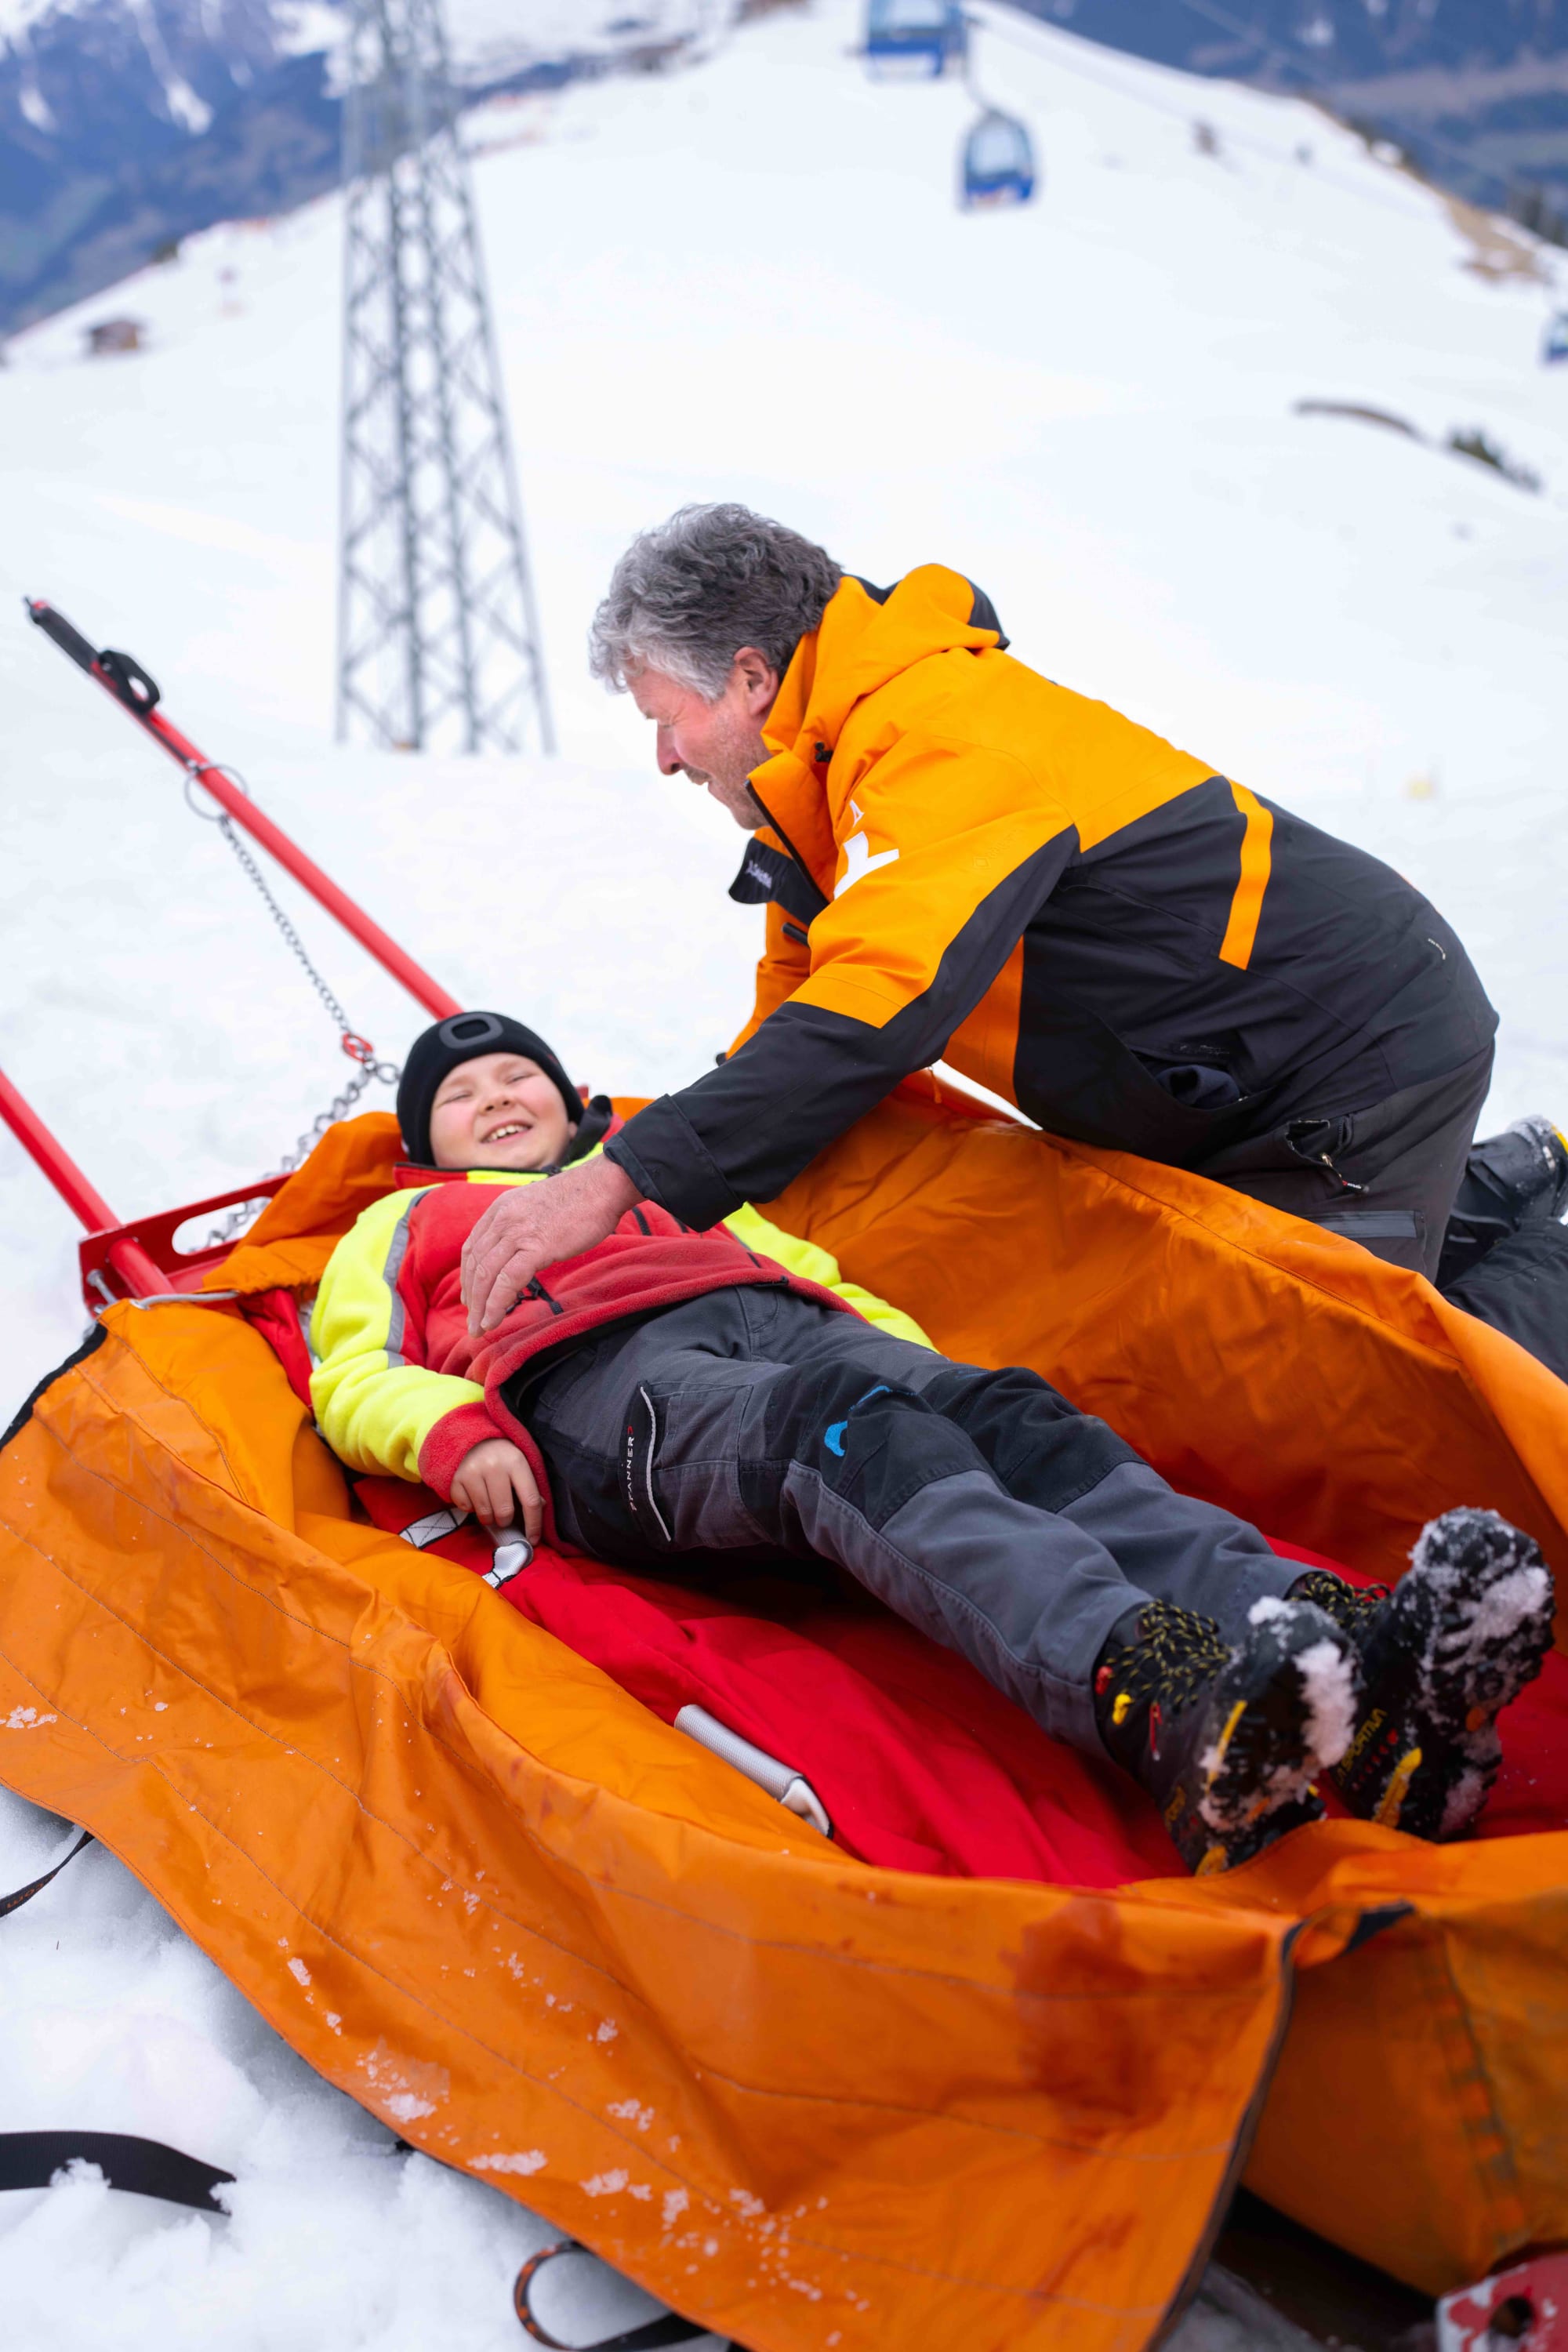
xmin=589 ymin=503 xmax=843 ymax=700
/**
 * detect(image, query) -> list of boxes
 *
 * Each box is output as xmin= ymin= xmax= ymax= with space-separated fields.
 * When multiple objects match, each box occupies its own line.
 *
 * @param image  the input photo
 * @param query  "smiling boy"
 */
xmin=309 ymin=1009 xmax=1554 ymax=1875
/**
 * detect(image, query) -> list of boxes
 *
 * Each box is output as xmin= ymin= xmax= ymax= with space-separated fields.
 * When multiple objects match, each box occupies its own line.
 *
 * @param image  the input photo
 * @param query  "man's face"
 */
xmin=630 ymin=652 xmax=778 ymax=829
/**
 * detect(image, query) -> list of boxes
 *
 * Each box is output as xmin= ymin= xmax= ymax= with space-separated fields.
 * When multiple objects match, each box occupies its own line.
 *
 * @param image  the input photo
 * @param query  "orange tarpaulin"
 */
xmin=0 ymin=1087 xmax=1563 ymax=2349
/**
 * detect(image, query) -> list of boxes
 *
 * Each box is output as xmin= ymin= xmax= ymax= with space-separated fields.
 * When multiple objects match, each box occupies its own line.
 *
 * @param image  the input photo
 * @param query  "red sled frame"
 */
xmin=2 ymin=601 xmax=459 ymax=1311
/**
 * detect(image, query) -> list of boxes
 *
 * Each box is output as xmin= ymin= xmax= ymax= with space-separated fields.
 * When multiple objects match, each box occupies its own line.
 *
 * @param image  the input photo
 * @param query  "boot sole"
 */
xmin=1169 ymin=1605 xmax=1356 ymax=1874
xmin=1334 ymin=1510 xmax=1555 ymax=1840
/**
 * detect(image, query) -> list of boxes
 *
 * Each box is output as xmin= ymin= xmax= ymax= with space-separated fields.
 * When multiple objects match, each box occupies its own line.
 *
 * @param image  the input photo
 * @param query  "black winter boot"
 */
xmin=1094 ymin=1597 xmax=1359 ymax=1875
xmin=1294 ymin=1510 xmax=1555 ymax=1839
xmin=1438 ymin=1116 xmax=1568 ymax=1290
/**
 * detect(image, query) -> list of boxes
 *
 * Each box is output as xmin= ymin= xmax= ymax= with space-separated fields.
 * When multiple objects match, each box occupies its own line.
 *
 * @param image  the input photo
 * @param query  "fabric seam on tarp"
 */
xmin=1417 ymin=1915 xmax=1530 ymax=2259
xmin=78 ymin=1316 xmax=253 ymax=1501
xmin=1152 ymin=1919 xmax=1298 ymax=2343
xmin=0 ymin=1616 xmax=1197 ymax=2326
xmin=0 ymin=1567 xmax=1246 ymax=2187
xmin=0 ymin=1322 xmax=108 ymax=1456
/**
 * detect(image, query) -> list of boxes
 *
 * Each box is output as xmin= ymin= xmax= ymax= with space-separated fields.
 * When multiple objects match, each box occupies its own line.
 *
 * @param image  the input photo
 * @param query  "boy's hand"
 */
xmin=450 ymin=1437 xmax=543 ymax=1540
xmin=462 ymin=1155 xmax=641 ymax=1335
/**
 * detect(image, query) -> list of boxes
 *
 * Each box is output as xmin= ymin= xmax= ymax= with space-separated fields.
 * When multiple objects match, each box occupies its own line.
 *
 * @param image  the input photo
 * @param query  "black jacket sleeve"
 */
xmin=606 ymin=839 xmax=1071 ymax=1225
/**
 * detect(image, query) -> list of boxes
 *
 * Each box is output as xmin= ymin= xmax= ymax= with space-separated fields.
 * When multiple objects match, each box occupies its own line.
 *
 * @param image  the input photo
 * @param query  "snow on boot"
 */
xmin=1094 ymin=1596 xmax=1359 ymax=1875
xmin=1300 ymin=1511 xmax=1555 ymax=1840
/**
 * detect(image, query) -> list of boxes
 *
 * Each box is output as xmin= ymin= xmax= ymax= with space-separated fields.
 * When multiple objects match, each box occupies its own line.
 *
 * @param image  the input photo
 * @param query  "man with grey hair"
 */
xmin=461 ymin=502 xmax=1566 ymax=1370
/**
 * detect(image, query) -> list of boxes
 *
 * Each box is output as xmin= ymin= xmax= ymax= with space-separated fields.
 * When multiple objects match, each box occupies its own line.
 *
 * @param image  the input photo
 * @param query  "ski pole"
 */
xmin=25 ymin=600 xmax=461 ymax=1023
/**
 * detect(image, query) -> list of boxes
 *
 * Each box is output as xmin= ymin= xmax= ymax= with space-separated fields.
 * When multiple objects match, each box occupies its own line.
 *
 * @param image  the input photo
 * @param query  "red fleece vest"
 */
xmin=386 ymin=1174 xmax=855 ymax=1525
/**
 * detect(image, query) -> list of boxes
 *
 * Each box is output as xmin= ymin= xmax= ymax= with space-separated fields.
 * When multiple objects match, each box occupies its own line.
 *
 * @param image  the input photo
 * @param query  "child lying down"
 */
xmin=310 ymin=1008 xmax=1555 ymax=1876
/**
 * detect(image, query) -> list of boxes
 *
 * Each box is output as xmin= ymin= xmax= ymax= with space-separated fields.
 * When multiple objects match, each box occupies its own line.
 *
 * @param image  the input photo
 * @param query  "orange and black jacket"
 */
xmin=606 ymin=567 xmax=1495 ymax=1229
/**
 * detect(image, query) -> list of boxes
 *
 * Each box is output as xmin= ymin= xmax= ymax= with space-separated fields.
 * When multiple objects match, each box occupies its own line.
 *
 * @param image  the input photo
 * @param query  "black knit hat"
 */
xmin=397 ymin=1011 xmax=582 ymax=1167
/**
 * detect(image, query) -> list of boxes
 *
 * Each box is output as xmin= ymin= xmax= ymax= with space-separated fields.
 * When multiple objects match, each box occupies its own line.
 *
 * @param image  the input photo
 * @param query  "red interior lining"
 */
xmin=354 ymin=1479 xmax=1568 ymax=1887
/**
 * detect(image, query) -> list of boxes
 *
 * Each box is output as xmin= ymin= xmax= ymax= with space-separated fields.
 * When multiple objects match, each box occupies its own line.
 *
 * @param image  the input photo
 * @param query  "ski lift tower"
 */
xmin=336 ymin=0 xmax=554 ymax=754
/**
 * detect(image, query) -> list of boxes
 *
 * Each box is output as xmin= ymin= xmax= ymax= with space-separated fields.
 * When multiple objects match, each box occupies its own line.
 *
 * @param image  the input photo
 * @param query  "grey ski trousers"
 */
xmin=514 ymin=1288 xmax=1298 ymax=1754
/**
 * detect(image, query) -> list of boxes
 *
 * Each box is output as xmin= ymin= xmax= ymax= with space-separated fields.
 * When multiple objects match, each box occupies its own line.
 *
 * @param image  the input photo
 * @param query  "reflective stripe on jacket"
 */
xmin=607 ymin=566 xmax=1496 ymax=1229
xmin=310 ymin=1166 xmax=932 ymax=1507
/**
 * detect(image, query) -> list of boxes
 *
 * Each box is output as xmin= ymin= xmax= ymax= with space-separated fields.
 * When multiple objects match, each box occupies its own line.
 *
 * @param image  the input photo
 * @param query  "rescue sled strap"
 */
xmin=0 ymin=2130 xmax=234 ymax=2212
xmin=515 ymin=2240 xmax=747 ymax=2350
xmin=0 ymin=1827 xmax=92 ymax=1917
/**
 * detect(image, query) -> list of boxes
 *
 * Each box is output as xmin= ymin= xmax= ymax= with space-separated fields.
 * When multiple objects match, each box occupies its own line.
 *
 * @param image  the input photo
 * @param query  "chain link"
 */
xmin=191 ymin=779 xmax=403 ymax=1250
xmin=216 ymin=815 xmax=363 ymax=1045
xmin=201 ymin=1049 xmax=402 ymax=1250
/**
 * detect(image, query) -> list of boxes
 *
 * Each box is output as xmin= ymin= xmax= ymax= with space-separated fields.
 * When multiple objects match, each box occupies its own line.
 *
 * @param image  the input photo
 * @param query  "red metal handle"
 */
xmin=0 ymin=1063 xmax=118 ymax=1231
xmin=0 ymin=1064 xmax=168 ymax=1300
xmin=16 ymin=601 xmax=464 ymax=1301
xmin=27 ymin=599 xmax=461 ymax=1022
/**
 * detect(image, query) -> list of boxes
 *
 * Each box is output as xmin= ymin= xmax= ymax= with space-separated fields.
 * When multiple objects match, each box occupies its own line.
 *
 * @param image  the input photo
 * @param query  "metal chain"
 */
xmin=201 ymin=1048 xmax=401 ymax=1250
xmin=216 ymin=815 xmax=365 ymax=1049
xmin=187 ymin=776 xmax=402 ymax=1249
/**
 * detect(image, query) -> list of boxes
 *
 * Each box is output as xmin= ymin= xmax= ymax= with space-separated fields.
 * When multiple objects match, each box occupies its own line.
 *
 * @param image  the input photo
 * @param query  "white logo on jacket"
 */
xmin=834 ymin=804 xmax=900 ymax=899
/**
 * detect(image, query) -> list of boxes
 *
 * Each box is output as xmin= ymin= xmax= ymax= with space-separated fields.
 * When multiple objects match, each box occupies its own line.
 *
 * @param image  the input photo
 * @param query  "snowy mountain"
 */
xmin=2 ymin=0 xmax=1566 ymax=2339
xmin=5 ymin=0 xmax=1566 ymax=336
xmin=0 ymin=0 xmax=339 ymax=330
xmin=0 ymin=0 xmax=731 ymax=333
xmin=1024 ymin=0 xmax=1568 ymax=217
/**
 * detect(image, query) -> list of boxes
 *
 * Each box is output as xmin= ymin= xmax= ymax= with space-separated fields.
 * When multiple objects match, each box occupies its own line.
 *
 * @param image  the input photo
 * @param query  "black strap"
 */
xmin=0 ymin=2131 xmax=234 ymax=2211
xmin=95 ymin=647 xmax=162 ymax=713
xmin=514 ymin=2241 xmax=743 ymax=2349
xmin=0 ymin=1836 xmax=234 ymax=2212
xmin=0 ymin=1829 xmax=93 ymax=1918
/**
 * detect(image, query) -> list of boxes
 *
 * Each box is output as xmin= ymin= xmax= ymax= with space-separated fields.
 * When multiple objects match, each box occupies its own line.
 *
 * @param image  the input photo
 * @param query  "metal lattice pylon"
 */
xmin=336 ymin=0 xmax=554 ymax=754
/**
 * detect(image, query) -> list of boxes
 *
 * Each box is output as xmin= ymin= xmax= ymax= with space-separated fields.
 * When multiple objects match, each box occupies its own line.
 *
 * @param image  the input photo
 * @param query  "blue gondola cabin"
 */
xmin=865 ymin=0 xmax=967 ymax=77
xmin=961 ymin=108 xmax=1036 ymax=207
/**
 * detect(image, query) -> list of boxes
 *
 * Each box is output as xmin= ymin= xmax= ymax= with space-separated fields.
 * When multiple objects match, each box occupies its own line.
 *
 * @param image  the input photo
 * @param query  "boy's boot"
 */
xmin=1290 ymin=1509 xmax=1555 ymax=1840
xmin=1470 ymin=1116 xmax=1568 ymax=1225
xmin=1094 ymin=1597 xmax=1359 ymax=1875
xmin=1438 ymin=1116 xmax=1568 ymax=1289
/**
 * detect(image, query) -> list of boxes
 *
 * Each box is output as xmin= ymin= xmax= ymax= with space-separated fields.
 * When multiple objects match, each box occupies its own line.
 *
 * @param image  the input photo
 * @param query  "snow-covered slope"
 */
xmin=1 ymin=2 xmax=1566 ymax=2339
xmin=1018 ymin=0 xmax=1568 ymax=212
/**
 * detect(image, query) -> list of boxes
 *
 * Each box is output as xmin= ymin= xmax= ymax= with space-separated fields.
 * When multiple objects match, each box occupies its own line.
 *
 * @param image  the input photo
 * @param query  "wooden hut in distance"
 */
xmin=85 ymin=317 xmax=145 ymax=357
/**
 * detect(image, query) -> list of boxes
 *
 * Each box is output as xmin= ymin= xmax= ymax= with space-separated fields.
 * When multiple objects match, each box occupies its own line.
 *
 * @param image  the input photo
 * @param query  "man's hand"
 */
xmin=449 ymin=1436 xmax=543 ymax=1538
xmin=461 ymin=1154 xmax=642 ymax=1335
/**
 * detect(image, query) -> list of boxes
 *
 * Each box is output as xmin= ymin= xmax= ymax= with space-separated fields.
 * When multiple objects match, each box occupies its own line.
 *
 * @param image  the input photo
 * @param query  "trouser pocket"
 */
xmin=619 ymin=1383 xmax=673 ymax=1550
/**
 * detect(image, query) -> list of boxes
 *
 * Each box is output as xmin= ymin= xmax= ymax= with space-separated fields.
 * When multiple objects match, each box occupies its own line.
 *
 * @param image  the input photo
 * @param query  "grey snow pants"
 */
xmin=513 ymin=1287 xmax=1299 ymax=1756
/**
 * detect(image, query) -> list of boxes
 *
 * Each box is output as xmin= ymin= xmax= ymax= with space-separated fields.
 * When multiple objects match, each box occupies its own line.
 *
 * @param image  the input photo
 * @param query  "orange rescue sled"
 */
xmin=3 ymin=608 xmax=1566 ymax=2351
xmin=2 ymin=1086 xmax=1567 ymax=2352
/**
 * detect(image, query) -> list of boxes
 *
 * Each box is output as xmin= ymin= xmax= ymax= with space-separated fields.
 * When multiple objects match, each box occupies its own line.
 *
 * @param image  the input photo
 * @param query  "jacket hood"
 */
xmin=746 ymin=567 xmax=1005 ymax=878
xmin=766 ymin=567 xmax=1003 ymax=756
